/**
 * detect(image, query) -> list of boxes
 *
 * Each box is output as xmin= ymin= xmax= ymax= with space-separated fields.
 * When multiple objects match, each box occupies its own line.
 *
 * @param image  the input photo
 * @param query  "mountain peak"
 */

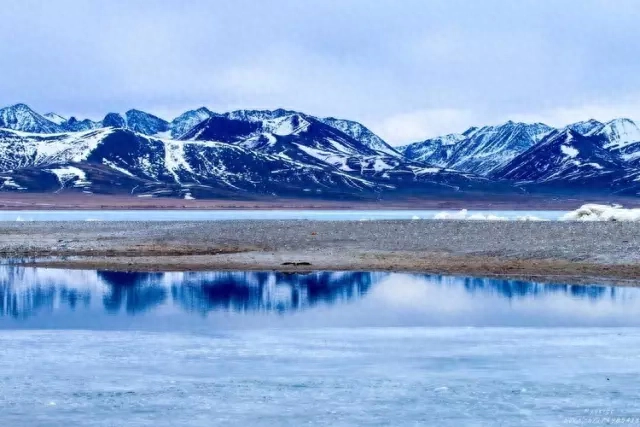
xmin=600 ymin=118 xmax=640 ymax=149
xmin=44 ymin=112 xmax=67 ymax=125
xmin=170 ymin=107 xmax=216 ymax=138
xmin=12 ymin=103 xmax=32 ymax=110
xmin=566 ymin=119 xmax=604 ymax=136
xmin=316 ymin=116 xmax=401 ymax=157
xmin=102 ymin=112 xmax=126 ymax=128
xmin=607 ymin=117 xmax=636 ymax=126
xmin=124 ymin=109 xmax=169 ymax=135
xmin=0 ymin=103 xmax=62 ymax=133
xmin=195 ymin=107 xmax=213 ymax=115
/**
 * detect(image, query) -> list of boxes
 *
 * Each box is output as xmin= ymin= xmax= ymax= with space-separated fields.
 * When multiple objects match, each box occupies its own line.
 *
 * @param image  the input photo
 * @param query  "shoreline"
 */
xmin=0 ymin=192 xmax=638 ymax=211
xmin=2 ymin=220 xmax=640 ymax=287
xmin=17 ymin=253 xmax=640 ymax=288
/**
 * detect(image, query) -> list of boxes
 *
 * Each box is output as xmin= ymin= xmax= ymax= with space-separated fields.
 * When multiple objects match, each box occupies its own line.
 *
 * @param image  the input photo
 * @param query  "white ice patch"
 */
xmin=44 ymin=113 xmax=67 ymax=125
xmin=561 ymin=204 xmax=640 ymax=221
xmin=434 ymin=209 xmax=470 ymax=220
xmin=184 ymin=192 xmax=195 ymax=200
xmin=516 ymin=215 xmax=547 ymax=221
xmin=434 ymin=210 xmax=509 ymax=221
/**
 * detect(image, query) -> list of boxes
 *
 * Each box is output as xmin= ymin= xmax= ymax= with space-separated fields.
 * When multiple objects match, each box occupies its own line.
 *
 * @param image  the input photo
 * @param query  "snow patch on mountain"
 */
xmin=163 ymin=140 xmax=195 ymax=183
xmin=44 ymin=113 xmax=67 ymax=125
xmin=102 ymin=159 xmax=135 ymax=177
xmin=0 ymin=176 xmax=25 ymax=190
xmin=269 ymin=114 xmax=311 ymax=136
xmin=560 ymin=144 xmax=578 ymax=159
xmin=47 ymin=166 xmax=91 ymax=188
xmin=319 ymin=117 xmax=401 ymax=157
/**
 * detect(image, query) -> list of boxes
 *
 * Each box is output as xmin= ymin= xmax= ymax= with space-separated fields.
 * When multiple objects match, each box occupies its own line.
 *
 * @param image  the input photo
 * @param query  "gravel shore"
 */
xmin=1 ymin=220 xmax=640 ymax=285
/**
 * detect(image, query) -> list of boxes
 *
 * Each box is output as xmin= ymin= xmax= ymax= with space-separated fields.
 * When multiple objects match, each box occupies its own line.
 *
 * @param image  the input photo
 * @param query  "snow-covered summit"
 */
xmin=170 ymin=107 xmax=216 ymax=138
xmin=566 ymin=119 xmax=603 ymax=136
xmin=398 ymin=133 xmax=465 ymax=166
xmin=598 ymin=118 xmax=640 ymax=149
xmin=125 ymin=109 xmax=169 ymax=136
xmin=319 ymin=117 xmax=401 ymax=157
xmin=0 ymin=103 xmax=62 ymax=133
xmin=401 ymin=121 xmax=554 ymax=175
xmin=102 ymin=112 xmax=127 ymax=129
xmin=44 ymin=112 xmax=67 ymax=125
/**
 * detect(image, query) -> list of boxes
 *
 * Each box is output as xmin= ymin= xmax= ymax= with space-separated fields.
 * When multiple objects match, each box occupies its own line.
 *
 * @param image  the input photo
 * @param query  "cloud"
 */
xmin=509 ymin=102 xmax=640 ymax=128
xmin=372 ymin=109 xmax=480 ymax=145
xmin=1 ymin=0 xmax=640 ymax=144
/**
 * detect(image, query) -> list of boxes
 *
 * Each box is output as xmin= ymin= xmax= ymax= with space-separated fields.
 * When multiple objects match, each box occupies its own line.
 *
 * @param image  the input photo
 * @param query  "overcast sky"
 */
xmin=2 ymin=0 xmax=640 ymax=145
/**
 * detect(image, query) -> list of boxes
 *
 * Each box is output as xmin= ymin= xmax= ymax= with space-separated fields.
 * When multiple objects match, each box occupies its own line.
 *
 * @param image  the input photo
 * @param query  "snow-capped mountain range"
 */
xmin=399 ymin=118 xmax=640 ymax=195
xmin=0 ymin=102 xmax=639 ymax=199
xmin=0 ymin=103 xmax=489 ymax=199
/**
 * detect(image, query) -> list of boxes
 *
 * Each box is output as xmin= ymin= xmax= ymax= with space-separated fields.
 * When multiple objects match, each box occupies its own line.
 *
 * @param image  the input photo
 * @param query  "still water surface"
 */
xmin=1 ymin=267 xmax=639 ymax=425
xmin=2 ymin=209 xmax=565 ymax=221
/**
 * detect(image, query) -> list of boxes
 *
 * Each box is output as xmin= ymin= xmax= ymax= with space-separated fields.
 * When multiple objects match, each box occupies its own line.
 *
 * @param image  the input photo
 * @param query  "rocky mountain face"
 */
xmin=400 ymin=117 xmax=640 ymax=196
xmin=401 ymin=121 xmax=554 ymax=175
xmin=492 ymin=130 xmax=623 ymax=185
xmin=399 ymin=133 xmax=465 ymax=167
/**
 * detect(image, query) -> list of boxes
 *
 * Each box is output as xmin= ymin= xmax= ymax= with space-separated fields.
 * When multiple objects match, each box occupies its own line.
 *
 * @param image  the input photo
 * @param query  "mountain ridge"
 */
xmin=1 ymin=102 xmax=639 ymax=198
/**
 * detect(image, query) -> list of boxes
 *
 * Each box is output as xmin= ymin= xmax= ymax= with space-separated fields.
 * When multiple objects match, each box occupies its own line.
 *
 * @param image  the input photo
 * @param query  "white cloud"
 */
xmin=3 ymin=0 xmax=640 ymax=146
xmin=371 ymin=109 xmax=481 ymax=145
xmin=373 ymin=101 xmax=640 ymax=146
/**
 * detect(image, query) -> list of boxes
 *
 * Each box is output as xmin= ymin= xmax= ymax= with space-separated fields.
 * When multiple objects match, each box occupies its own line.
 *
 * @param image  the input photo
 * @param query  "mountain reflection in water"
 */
xmin=0 ymin=269 xmax=373 ymax=319
xmin=1 ymin=266 xmax=639 ymax=327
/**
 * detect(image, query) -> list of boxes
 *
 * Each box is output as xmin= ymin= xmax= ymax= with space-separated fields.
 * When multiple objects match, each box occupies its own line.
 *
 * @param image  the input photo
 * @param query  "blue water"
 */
xmin=2 ymin=209 xmax=566 ymax=221
xmin=2 ymin=267 xmax=640 ymax=425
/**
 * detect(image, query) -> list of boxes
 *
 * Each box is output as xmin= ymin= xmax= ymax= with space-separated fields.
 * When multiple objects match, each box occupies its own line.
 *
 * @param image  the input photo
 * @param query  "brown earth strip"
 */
xmin=1 ymin=220 xmax=639 ymax=287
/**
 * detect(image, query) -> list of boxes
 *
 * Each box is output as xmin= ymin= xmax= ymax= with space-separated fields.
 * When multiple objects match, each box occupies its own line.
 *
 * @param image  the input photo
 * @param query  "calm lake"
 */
xmin=2 ymin=267 xmax=639 ymax=425
xmin=2 ymin=209 xmax=566 ymax=221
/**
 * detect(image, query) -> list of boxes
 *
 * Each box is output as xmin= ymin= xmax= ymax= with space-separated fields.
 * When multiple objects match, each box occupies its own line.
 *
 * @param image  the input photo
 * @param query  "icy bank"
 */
xmin=433 ymin=209 xmax=545 ymax=221
xmin=561 ymin=204 xmax=640 ymax=221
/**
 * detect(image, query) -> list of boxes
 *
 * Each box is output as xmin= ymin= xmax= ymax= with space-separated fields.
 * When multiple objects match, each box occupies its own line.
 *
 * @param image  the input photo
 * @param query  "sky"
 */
xmin=2 ymin=0 xmax=640 ymax=145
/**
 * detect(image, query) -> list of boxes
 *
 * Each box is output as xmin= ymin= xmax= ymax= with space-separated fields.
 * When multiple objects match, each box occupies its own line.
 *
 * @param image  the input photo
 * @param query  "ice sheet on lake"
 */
xmin=434 ymin=209 xmax=515 ymax=221
xmin=432 ymin=204 xmax=640 ymax=222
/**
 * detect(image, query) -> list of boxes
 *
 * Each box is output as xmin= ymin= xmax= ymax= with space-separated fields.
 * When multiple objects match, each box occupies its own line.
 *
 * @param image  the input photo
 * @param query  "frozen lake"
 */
xmin=2 ymin=267 xmax=639 ymax=425
xmin=1 ymin=209 xmax=566 ymax=221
